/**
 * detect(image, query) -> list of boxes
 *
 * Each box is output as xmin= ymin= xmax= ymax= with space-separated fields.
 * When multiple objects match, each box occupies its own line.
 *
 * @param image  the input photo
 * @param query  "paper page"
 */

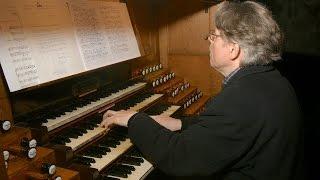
xmin=68 ymin=0 xmax=113 ymax=70
xmin=0 ymin=1 xmax=40 ymax=92
xmin=15 ymin=0 xmax=85 ymax=83
xmin=0 ymin=0 xmax=85 ymax=92
xmin=97 ymin=1 xmax=141 ymax=64
xmin=0 ymin=0 xmax=141 ymax=92
xmin=69 ymin=0 xmax=140 ymax=70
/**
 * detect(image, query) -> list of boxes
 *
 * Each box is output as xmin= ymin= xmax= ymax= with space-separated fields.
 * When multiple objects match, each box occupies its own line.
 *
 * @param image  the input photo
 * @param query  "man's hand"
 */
xmin=100 ymin=110 xmax=137 ymax=129
xmin=151 ymin=115 xmax=182 ymax=131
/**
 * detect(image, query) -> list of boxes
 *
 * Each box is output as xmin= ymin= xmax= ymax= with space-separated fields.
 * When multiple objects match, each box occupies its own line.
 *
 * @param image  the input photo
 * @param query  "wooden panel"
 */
xmin=168 ymin=2 xmax=210 ymax=55
xmin=0 ymin=74 xmax=13 ymax=122
xmin=127 ymin=0 xmax=159 ymax=61
xmin=158 ymin=1 xmax=221 ymax=96
xmin=55 ymin=167 xmax=80 ymax=180
xmin=8 ymin=147 xmax=55 ymax=179
xmin=168 ymin=55 xmax=223 ymax=96
xmin=158 ymin=1 xmax=218 ymax=56
xmin=0 ymin=127 xmax=32 ymax=148
xmin=127 ymin=0 xmax=162 ymax=77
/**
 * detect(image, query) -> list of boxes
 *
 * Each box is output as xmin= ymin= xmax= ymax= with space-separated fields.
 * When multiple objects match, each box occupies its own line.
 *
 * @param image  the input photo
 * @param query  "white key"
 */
xmin=161 ymin=105 xmax=180 ymax=116
xmin=86 ymin=139 xmax=133 ymax=171
xmin=127 ymin=94 xmax=163 ymax=112
xmin=65 ymin=127 xmax=106 ymax=151
xmin=102 ymin=105 xmax=179 ymax=179
xmin=108 ymin=158 xmax=154 ymax=180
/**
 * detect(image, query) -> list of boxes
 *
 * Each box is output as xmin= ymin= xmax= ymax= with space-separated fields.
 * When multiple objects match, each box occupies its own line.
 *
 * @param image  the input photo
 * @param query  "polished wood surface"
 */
xmin=169 ymin=55 xmax=223 ymax=96
xmin=23 ymin=167 xmax=80 ymax=180
xmin=0 ymin=127 xmax=32 ymax=148
xmin=7 ymin=147 xmax=55 ymax=179
xmin=0 ymin=74 xmax=13 ymax=123
xmin=158 ymin=0 xmax=223 ymax=96
xmin=55 ymin=167 xmax=80 ymax=180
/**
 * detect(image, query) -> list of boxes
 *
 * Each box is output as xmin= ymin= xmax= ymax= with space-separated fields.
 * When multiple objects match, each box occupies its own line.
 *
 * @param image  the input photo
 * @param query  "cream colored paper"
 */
xmin=68 ymin=0 xmax=140 ymax=70
xmin=0 ymin=0 xmax=140 ymax=92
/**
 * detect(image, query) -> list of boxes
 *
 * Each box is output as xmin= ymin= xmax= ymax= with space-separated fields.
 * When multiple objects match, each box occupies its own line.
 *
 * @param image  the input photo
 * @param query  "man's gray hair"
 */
xmin=215 ymin=1 xmax=283 ymax=66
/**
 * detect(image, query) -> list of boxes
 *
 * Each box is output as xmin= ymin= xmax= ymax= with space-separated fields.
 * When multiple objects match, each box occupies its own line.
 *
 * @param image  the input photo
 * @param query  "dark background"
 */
xmin=259 ymin=0 xmax=320 ymax=179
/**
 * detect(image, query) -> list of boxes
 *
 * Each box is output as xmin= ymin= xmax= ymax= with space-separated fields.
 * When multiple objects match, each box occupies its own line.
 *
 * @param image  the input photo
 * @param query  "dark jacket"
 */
xmin=128 ymin=65 xmax=302 ymax=180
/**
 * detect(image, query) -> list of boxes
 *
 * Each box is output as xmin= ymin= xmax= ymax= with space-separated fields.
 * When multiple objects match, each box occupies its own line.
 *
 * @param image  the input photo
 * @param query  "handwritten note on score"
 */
xmin=0 ymin=0 xmax=140 ymax=92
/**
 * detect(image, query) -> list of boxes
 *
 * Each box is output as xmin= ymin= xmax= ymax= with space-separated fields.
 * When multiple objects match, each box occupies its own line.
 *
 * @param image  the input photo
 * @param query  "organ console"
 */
xmin=0 ymin=0 xmax=217 ymax=179
xmin=0 ymin=63 xmax=210 ymax=179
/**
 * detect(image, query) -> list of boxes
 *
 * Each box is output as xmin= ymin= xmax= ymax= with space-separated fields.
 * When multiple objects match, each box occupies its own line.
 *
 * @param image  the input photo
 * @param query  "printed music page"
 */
xmin=0 ymin=1 xmax=40 ymax=92
xmin=0 ymin=0 xmax=141 ymax=92
xmin=0 ymin=0 xmax=84 ymax=92
xmin=15 ymin=0 xmax=85 ymax=83
xmin=68 ymin=0 xmax=141 ymax=70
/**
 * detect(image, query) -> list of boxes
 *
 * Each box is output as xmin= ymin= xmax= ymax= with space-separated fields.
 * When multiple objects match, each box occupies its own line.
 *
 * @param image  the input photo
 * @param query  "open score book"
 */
xmin=0 ymin=0 xmax=140 ymax=92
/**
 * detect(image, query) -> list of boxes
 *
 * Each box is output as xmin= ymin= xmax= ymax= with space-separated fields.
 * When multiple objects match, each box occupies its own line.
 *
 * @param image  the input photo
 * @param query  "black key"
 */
xmin=107 ymin=170 xmax=128 ymax=178
xmin=119 ymin=157 xmax=143 ymax=166
xmin=127 ymin=149 xmax=143 ymax=157
xmin=112 ymin=165 xmax=132 ymax=174
xmin=100 ymin=174 xmax=120 ymax=180
xmin=117 ymin=164 xmax=135 ymax=171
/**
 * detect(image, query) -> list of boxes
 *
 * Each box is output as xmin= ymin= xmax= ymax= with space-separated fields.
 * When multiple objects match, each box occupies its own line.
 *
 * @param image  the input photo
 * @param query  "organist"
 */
xmin=100 ymin=1 xmax=302 ymax=179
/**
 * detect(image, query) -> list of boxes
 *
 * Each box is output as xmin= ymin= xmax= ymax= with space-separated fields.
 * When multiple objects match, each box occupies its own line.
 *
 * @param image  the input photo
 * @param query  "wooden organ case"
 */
xmin=0 ymin=0 xmax=223 ymax=179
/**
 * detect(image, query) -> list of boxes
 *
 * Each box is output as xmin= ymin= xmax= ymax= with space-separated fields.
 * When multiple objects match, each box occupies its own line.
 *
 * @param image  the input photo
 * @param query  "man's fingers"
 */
xmin=100 ymin=114 xmax=116 ymax=128
xmin=103 ymin=110 xmax=116 ymax=118
xmin=99 ymin=118 xmax=108 ymax=127
xmin=100 ymin=118 xmax=113 ymax=128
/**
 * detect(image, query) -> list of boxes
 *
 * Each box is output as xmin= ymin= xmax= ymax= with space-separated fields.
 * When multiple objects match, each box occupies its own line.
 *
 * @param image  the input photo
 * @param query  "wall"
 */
xmin=158 ymin=0 xmax=223 ymax=96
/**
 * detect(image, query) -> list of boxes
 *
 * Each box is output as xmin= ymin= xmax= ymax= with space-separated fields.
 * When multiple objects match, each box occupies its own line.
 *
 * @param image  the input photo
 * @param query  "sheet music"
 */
xmin=0 ymin=1 xmax=40 ymax=92
xmin=69 ymin=0 xmax=140 ymax=70
xmin=0 ymin=0 xmax=141 ymax=92
xmin=68 ymin=0 xmax=112 ymax=70
xmin=0 ymin=0 xmax=84 ymax=92
xmin=16 ymin=0 xmax=85 ymax=82
xmin=97 ymin=1 xmax=141 ymax=64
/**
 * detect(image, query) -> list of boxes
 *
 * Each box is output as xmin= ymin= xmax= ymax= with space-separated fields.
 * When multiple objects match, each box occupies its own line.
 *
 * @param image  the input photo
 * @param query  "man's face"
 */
xmin=208 ymin=29 xmax=231 ymax=74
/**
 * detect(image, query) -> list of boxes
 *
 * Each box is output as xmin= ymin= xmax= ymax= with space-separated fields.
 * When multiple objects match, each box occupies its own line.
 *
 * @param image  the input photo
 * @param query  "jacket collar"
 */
xmin=223 ymin=64 xmax=275 ymax=87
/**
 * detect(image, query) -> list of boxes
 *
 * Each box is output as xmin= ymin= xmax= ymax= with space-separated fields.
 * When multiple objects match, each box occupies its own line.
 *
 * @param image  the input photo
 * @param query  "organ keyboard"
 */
xmin=101 ymin=148 xmax=153 ymax=180
xmin=51 ymin=115 xmax=105 ymax=151
xmin=75 ymin=128 xmax=132 ymax=171
xmin=71 ymin=92 xmax=164 ymax=172
xmin=52 ymin=92 xmax=164 ymax=152
xmin=112 ymin=93 xmax=164 ymax=112
xmin=144 ymin=103 xmax=181 ymax=117
xmin=43 ymin=82 xmax=147 ymax=132
xmin=71 ymin=96 xmax=180 ymax=178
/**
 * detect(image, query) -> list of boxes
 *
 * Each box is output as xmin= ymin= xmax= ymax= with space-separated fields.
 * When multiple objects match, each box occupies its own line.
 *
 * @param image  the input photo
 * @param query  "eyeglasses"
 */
xmin=204 ymin=30 xmax=222 ymax=41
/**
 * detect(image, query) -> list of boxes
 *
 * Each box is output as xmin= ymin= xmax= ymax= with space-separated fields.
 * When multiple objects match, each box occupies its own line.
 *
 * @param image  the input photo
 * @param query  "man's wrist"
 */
xmin=127 ymin=112 xmax=139 ymax=127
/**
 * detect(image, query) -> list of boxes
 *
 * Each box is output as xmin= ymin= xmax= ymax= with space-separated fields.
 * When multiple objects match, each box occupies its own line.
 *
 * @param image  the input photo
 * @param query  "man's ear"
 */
xmin=229 ymin=43 xmax=240 ymax=60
